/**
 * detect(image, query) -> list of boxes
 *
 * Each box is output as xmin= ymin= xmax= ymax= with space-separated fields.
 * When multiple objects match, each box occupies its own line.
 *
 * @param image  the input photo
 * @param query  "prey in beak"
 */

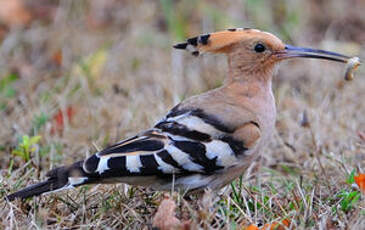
xmin=277 ymin=45 xmax=361 ymax=80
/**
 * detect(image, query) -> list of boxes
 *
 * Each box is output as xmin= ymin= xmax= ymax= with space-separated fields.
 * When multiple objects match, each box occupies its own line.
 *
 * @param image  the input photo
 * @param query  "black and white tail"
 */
xmin=6 ymin=161 xmax=93 ymax=201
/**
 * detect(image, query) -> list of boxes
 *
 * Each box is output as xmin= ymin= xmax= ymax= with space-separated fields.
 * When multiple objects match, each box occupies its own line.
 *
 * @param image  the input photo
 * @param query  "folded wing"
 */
xmin=83 ymin=106 xmax=248 ymax=180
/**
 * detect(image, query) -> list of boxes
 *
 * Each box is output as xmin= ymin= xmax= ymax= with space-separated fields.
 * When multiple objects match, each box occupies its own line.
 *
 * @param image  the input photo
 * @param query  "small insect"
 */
xmin=344 ymin=56 xmax=360 ymax=81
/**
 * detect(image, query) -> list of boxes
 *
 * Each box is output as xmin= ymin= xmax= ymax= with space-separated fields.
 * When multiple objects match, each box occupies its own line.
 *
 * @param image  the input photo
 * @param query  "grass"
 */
xmin=1 ymin=0 xmax=365 ymax=229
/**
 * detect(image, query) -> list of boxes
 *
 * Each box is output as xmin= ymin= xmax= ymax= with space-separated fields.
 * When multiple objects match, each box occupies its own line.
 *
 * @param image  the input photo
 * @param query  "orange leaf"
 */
xmin=281 ymin=219 xmax=290 ymax=227
xmin=51 ymin=49 xmax=63 ymax=67
xmin=260 ymin=219 xmax=290 ymax=230
xmin=354 ymin=174 xmax=365 ymax=193
xmin=244 ymin=224 xmax=259 ymax=230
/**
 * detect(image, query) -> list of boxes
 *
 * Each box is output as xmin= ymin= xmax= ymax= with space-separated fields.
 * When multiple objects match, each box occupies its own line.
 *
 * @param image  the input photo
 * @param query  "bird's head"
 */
xmin=174 ymin=28 xmax=353 ymax=81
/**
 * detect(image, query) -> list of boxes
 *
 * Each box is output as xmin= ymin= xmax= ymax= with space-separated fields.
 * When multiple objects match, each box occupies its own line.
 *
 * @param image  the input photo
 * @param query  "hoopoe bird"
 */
xmin=7 ymin=28 xmax=358 ymax=201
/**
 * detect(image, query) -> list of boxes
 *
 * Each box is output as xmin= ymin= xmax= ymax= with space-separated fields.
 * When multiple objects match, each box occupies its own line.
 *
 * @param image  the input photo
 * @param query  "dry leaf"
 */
xmin=358 ymin=131 xmax=365 ymax=142
xmin=300 ymin=110 xmax=310 ymax=128
xmin=152 ymin=195 xmax=182 ymax=230
xmin=51 ymin=49 xmax=63 ymax=67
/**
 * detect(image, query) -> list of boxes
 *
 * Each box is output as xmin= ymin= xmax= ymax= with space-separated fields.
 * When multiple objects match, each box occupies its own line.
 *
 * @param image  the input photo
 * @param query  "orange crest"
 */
xmin=173 ymin=28 xmax=274 ymax=56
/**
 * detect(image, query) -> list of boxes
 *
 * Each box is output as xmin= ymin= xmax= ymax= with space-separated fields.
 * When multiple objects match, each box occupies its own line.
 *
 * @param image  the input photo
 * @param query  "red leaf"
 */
xmin=51 ymin=106 xmax=75 ymax=134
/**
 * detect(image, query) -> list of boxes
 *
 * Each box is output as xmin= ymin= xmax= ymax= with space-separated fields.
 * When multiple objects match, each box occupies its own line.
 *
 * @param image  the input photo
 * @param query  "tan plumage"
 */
xmin=7 ymin=28 xmax=357 ymax=201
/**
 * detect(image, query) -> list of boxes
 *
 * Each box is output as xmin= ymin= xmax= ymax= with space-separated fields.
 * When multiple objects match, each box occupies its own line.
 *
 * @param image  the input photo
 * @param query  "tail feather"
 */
xmin=6 ymin=161 xmax=92 ymax=201
xmin=6 ymin=178 xmax=63 ymax=201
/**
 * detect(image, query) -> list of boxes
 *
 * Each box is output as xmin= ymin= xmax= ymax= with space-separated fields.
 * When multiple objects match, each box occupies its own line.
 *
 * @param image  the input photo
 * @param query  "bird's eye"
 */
xmin=254 ymin=43 xmax=266 ymax=53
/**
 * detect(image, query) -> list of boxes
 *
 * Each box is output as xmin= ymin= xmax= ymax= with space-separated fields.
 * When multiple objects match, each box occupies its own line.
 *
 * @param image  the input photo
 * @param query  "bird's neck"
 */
xmin=223 ymin=55 xmax=277 ymax=116
xmin=225 ymin=67 xmax=275 ymax=96
xmin=225 ymin=55 xmax=276 ymax=86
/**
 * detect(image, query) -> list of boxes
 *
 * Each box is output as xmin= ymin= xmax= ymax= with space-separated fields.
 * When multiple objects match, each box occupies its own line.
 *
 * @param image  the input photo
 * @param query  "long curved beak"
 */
xmin=277 ymin=45 xmax=350 ymax=63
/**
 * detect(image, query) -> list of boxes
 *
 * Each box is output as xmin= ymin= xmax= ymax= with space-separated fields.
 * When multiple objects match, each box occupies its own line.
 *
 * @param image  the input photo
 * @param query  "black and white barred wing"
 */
xmin=83 ymin=107 xmax=248 ymax=180
xmin=83 ymin=131 xmax=178 ymax=177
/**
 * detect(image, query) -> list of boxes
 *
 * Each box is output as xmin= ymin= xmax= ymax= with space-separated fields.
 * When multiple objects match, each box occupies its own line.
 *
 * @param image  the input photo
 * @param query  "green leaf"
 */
xmin=22 ymin=135 xmax=30 ymax=147
xmin=11 ymin=149 xmax=23 ymax=157
xmin=346 ymin=169 xmax=356 ymax=184
xmin=338 ymin=190 xmax=361 ymax=212
xmin=39 ymin=145 xmax=51 ymax=157
xmin=11 ymin=135 xmax=42 ymax=162
xmin=32 ymin=112 xmax=49 ymax=133
xmin=0 ymin=73 xmax=18 ymax=92
xmin=29 ymin=135 xmax=41 ymax=145
xmin=7 ymin=159 xmax=14 ymax=176
xmin=4 ymin=88 xmax=16 ymax=98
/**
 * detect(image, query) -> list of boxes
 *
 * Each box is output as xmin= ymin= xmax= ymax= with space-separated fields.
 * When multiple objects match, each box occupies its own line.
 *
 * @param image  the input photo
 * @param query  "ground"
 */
xmin=0 ymin=0 xmax=364 ymax=229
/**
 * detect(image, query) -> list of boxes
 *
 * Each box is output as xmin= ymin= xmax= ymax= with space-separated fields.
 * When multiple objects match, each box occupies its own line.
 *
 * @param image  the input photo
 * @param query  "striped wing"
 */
xmin=83 ymin=106 xmax=248 ymax=180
